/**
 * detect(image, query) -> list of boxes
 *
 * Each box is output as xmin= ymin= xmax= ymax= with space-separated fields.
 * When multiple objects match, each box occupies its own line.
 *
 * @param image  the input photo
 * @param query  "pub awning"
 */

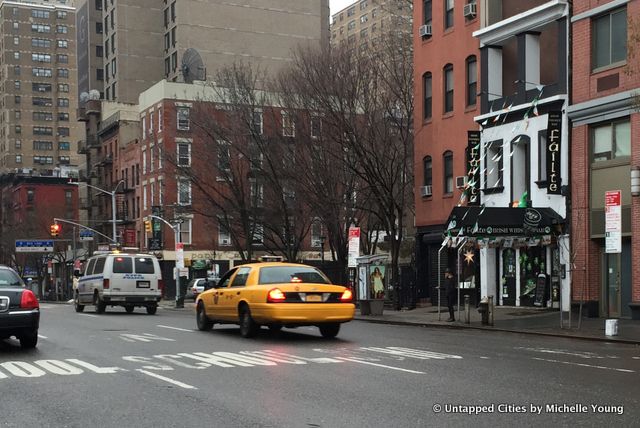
xmin=444 ymin=206 xmax=564 ymax=237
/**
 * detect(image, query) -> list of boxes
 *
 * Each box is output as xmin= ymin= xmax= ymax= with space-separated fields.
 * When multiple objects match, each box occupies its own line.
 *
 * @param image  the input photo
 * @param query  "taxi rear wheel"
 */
xmin=239 ymin=305 xmax=259 ymax=338
xmin=196 ymin=302 xmax=213 ymax=331
xmin=319 ymin=323 xmax=340 ymax=339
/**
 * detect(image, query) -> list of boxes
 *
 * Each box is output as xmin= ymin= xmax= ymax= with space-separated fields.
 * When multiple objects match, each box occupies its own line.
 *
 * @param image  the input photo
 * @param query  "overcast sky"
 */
xmin=330 ymin=0 xmax=355 ymax=16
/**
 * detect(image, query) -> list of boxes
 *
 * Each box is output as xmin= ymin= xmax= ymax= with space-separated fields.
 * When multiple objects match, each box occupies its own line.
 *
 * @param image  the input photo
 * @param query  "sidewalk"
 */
xmin=157 ymin=300 xmax=640 ymax=345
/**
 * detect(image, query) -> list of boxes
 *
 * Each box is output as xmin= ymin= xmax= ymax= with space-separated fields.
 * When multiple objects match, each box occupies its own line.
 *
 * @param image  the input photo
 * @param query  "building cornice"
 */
xmin=567 ymin=90 xmax=638 ymax=126
xmin=473 ymin=0 xmax=568 ymax=47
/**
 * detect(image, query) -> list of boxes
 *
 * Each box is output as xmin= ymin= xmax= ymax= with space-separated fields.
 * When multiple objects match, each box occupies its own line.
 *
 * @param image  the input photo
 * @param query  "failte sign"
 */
xmin=546 ymin=111 xmax=562 ymax=195
xmin=605 ymin=190 xmax=621 ymax=254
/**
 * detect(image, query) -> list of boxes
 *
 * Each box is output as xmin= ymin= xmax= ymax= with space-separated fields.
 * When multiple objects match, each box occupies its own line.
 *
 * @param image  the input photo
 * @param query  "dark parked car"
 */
xmin=0 ymin=265 xmax=40 ymax=348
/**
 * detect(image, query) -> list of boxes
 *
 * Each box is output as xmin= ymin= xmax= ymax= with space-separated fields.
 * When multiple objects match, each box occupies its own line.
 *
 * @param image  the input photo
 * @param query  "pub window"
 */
xmin=592 ymin=119 xmax=630 ymax=162
xmin=423 ymin=0 xmax=432 ymax=26
xmin=443 ymin=151 xmax=453 ymax=194
xmin=444 ymin=64 xmax=454 ymax=113
xmin=444 ymin=0 xmax=454 ymax=29
xmin=485 ymin=139 xmax=503 ymax=189
xmin=592 ymin=7 xmax=626 ymax=70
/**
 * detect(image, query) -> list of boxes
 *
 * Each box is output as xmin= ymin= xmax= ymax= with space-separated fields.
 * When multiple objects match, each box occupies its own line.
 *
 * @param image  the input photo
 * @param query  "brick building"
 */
xmin=567 ymin=0 xmax=640 ymax=319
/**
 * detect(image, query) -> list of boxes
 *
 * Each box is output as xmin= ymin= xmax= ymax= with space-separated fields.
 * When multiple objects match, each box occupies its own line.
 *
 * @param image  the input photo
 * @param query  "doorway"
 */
xmin=604 ymin=253 xmax=621 ymax=318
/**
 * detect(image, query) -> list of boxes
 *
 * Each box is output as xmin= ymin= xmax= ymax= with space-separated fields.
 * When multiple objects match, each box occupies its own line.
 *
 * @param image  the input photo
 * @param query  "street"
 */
xmin=1 ymin=303 xmax=638 ymax=427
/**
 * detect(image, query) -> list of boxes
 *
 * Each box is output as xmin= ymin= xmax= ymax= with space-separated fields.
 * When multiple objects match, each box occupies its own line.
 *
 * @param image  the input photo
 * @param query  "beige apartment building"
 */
xmin=0 ymin=0 xmax=82 ymax=175
xmin=89 ymin=0 xmax=329 ymax=104
xmin=330 ymin=0 xmax=411 ymax=47
xmin=76 ymin=0 xmax=106 ymax=100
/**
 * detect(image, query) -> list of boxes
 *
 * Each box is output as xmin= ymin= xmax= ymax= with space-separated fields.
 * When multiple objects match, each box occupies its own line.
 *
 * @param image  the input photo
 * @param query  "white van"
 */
xmin=74 ymin=252 xmax=163 ymax=314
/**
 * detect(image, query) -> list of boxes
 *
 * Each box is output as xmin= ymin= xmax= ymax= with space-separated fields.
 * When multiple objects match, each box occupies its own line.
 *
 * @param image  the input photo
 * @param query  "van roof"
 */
xmin=90 ymin=251 xmax=157 ymax=258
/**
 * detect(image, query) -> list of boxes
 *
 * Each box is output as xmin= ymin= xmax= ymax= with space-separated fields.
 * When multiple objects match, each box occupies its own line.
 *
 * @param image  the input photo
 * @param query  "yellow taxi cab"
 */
xmin=194 ymin=260 xmax=354 ymax=338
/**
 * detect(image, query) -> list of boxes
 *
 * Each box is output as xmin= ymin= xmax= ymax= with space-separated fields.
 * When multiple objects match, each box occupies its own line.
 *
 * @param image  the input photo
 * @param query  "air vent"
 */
xmin=456 ymin=176 xmax=468 ymax=189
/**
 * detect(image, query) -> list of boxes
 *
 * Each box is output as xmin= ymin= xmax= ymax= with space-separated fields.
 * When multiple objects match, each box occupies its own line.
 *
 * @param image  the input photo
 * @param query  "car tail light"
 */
xmin=103 ymin=278 xmax=110 ymax=290
xmin=340 ymin=289 xmax=353 ymax=302
xmin=158 ymin=279 xmax=164 ymax=297
xmin=20 ymin=289 xmax=39 ymax=310
xmin=267 ymin=288 xmax=286 ymax=303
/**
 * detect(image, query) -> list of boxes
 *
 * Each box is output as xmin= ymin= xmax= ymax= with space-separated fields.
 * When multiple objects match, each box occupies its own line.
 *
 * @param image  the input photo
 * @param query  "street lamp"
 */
xmin=70 ymin=179 xmax=124 ymax=243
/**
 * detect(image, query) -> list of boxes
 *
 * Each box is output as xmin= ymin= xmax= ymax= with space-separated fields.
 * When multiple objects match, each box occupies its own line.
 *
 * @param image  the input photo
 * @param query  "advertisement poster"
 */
xmin=370 ymin=265 xmax=385 ymax=299
xmin=347 ymin=227 xmax=360 ymax=267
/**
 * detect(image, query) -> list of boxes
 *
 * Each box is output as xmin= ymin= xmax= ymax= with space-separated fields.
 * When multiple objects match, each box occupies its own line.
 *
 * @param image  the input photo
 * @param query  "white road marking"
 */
xmin=337 ymin=357 xmax=425 ymax=374
xmin=361 ymin=346 xmax=463 ymax=360
xmin=136 ymin=369 xmax=197 ymax=389
xmin=633 ymin=357 xmax=640 ymax=360
xmin=479 ymin=356 xmax=490 ymax=359
xmin=156 ymin=325 xmax=193 ymax=333
xmin=79 ymin=313 xmax=99 ymax=318
xmin=38 ymin=334 xmax=48 ymax=339
xmin=119 ymin=333 xmax=175 ymax=343
xmin=532 ymin=357 xmax=635 ymax=373
xmin=516 ymin=347 xmax=619 ymax=359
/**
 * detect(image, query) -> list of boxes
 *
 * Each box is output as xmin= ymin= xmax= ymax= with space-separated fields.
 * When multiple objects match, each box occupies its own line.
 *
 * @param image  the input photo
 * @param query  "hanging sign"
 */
xmin=466 ymin=131 xmax=481 ymax=205
xmin=546 ymin=111 xmax=562 ymax=194
xmin=605 ymin=190 xmax=621 ymax=254
xmin=175 ymin=242 xmax=185 ymax=269
xmin=347 ymin=227 xmax=361 ymax=268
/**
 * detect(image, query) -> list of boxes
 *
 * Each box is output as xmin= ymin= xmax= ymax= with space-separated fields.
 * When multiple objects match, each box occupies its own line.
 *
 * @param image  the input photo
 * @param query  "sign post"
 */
xmin=347 ymin=227 xmax=360 ymax=268
xmin=605 ymin=190 xmax=622 ymax=254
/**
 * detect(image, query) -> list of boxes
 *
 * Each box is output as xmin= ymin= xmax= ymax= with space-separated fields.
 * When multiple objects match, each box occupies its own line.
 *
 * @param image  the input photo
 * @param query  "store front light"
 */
xmin=632 ymin=166 xmax=640 ymax=197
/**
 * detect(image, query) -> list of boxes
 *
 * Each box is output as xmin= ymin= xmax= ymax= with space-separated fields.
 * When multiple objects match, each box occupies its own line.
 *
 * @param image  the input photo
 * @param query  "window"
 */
xmin=423 ymin=156 xmax=432 ymax=186
xmin=423 ymin=0 xmax=432 ymax=26
xmin=59 ymin=142 xmax=70 ymax=150
xmin=15 ymin=140 xmax=22 ymax=149
xmin=14 ymin=65 xmax=20 ymax=75
xmin=33 ymin=111 xmax=53 ymax=121
xmin=32 ymin=38 xmax=51 ymax=48
xmin=33 ymin=127 xmax=53 ymax=136
xmin=444 ymin=0 xmax=454 ymax=29
xmin=14 ymin=36 xmax=19 ymax=45
xmin=58 ymin=113 xmax=69 ymax=121
xmin=443 ymin=151 xmax=453 ymax=194
xmin=13 ymin=22 xmax=19 ymax=31
xmin=231 ymin=267 xmax=251 ymax=287
xmin=592 ymin=8 xmax=627 ymax=70
xmin=282 ymin=111 xmax=295 ymax=137
xmin=57 ymin=11 xmax=67 ymax=19
xmin=179 ymin=218 xmax=192 ymax=245
xmin=97 ymin=68 xmax=104 ymax=81
xmin=57 ymin=127 xmax=70 ymax=137
xmin=423 ymin=72 xmax=432 ymax=119
xmin=360 ymin=14 xmax=368 ymax=23
xmin=14 ymin=81 xmax=20 ymax=90
xmin=32 ymin=68 xmax=53 ymax=78
xmin=485 ymin=140 xmax=503 ymax=188
xmin=177 ymin=178 xmax=191 ymax=205
xmin=592 ymin=119 xmax=630 ymax=162
xmin=177 ymin=142 xmax=191 ymax=166
xmin=15 ymin=110 xmax=21 ymax=120
xmin=250 ymin=180 xmax=264 ymax=207
xmin=15 ymin=155 xmax=22 ymax=164
xmin=251 ymin=110 xmax=263 ymax=135
xmin=15 ymin=96 xmax=21 ymax=104
xmin=311 ymin=116 xmax=322 ymax=138
xmin=31 ymin=24 xmax=51 ymax=33
xmin=96 ymin=22 xmax=103 ymax=34
xmin=57 ymin=54 xmax=69 ymax=63
xmin=348 ymin=20 xmax=356 ymax=31
xmin=218 ymin=219 xmax=231 ymax=246
xmin=32 ymin=53 xmax=52 ymax=63
xmin=59 ymin=156 xmax=70 ymax=164
xmin=14 ymin=52 xmax=20 ymax=60
xmin=347 ymin=6 xmax=356 ymax=16
xmin=444 ymin=64 xmax=454 ymax=113
xmin=57 ymin=40 xmax=68 ymax=49
xmin=112 ymin=257 xmax=133 ymax=274
xmin=58 ymin=83 xmax=69 ymax=92
xmin=252 ymin=222 xmax=264 ymax=245
xmin=32 ymin=9 xmax=50 ymax=19
xmin=27 ymin=189 xmax=35 ymax=202
xmin=360 ymin=0 xmax=368 ymax=10
xmin=177 ymin=107 xmax=190 ymax=130
xmin=58 ymin=68 xmax=69 ymax=78
xmin=466 ymin=56 xmax=477 ymax=107
xmin=58 ymin=98 xmax=70 ymax=107
xmin=217 ymin=141 xmax=230 ymax=172
xmin=15 ymin=125 xmax=22 ymax=135
xmin=32 ymin=97 xmax=52 ymax=106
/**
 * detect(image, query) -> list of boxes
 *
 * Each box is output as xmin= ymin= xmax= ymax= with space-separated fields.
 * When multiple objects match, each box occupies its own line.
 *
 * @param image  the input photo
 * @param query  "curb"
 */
xmin=354 ymin=317 xmax=640 ymax=345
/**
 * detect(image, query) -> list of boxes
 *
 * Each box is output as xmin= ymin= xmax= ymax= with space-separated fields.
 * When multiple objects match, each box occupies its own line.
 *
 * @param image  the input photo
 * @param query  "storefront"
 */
xmin=444 ymin=206 xmax=567 ymax=308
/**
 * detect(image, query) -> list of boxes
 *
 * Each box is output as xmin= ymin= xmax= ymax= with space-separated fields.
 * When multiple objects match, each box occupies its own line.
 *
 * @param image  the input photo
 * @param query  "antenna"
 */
xmin=181 ymin=48 xmax=206 ymax=83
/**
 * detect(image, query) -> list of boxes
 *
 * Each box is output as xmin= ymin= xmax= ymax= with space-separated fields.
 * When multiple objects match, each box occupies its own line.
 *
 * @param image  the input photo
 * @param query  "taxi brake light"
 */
xmin=267 ymin=288 xmax=286 ymax=303
xmin=340 ymin=289 xmax=353 ymax=302
xmin=20 ymin=290 xmax=39 ymax=310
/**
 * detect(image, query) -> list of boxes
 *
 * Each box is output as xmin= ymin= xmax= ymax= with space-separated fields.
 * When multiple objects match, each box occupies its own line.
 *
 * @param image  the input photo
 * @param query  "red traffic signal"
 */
xmin=50 ymin=223 xmax=61 ymax=237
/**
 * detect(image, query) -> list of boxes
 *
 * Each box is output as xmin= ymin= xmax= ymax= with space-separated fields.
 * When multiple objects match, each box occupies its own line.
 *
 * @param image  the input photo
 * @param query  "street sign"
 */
xmin=347 ymin=227 xmax=361 ymax=268
xmin=605 ymin=190 xmax=621 ymax=254
xmin=175 ymin=242 xmax=185 ymax=269
xmin=15 ymin=240 xmax=54 ymax=252
xmin=79 ymin=230 xmax=94 ymax=241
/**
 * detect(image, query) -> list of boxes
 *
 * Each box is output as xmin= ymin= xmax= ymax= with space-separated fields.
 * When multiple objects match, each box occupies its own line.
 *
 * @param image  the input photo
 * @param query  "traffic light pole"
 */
xmin=52 ymin=218 xmax=115 ymax=243
xmin=146 ymin=214 xmax=182 ymax=308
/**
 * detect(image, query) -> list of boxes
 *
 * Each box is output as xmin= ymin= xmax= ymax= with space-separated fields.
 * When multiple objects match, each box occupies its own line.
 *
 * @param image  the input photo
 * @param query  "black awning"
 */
xmin=444 ymin=206 xmax=564 ymax=237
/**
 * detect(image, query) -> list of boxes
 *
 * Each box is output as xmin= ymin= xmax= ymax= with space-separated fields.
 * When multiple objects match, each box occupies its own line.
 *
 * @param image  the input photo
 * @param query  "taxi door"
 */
xmin=205 ymin=268 xmax=236 ymax=321
xmin=223 ymin=267 xmax=252 ymax=322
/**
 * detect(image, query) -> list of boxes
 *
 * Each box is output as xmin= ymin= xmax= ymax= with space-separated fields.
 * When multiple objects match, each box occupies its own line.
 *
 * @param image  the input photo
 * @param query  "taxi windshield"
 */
xmin=258 ymin=266 xmax=330 ymax=285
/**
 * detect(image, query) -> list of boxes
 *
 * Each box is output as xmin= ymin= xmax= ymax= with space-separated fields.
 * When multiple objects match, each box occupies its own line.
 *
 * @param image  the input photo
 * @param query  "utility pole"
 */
xmin=146 ymin=214 xmax=183 ymax=308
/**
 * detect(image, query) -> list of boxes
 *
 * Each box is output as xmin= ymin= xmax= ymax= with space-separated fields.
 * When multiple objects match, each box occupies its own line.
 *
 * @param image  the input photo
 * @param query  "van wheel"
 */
xmin=74 ymin=293 xmax=85 ymax=313
xmin=239 ymin=305 xmax=258 ymax=338
xmin=319 ymin=323 xmax=340 ymax=339
xmin=146 ymin=305 xmax=157 ymax=315
xmin=125 ymin=305 xmax=135 ymax=314
xmin=196 ymin=303 xmax=213 ymax=331
xmin=94 ymin=294 xmax=106 ymax=314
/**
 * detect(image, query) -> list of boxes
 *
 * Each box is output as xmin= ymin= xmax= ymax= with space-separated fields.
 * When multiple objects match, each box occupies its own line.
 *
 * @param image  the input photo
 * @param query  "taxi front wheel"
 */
xmin=319 ymin=323 xmax=340 ymax=339
xmin=196 ymin=303 xmax=213 ymax=331
xmin=239 ymin=306 xmax=259 ymax=338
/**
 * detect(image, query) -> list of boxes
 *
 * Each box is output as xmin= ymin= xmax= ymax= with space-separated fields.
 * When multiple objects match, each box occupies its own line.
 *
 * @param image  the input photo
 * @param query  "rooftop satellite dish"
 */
xmin=80 ymin=92 xmax=89 ymax=103
xmin=89 ymin=89 xmax=100 ymax=100
xmin=181 ymin=48 xmax=206 ymax=83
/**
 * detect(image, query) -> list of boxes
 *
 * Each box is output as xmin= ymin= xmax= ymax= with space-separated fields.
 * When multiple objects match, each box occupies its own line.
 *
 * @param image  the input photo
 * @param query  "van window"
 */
xmin=93 ymin=257 xmax=106 ymax=275
xmin=85 ymin=259 xmax=96 ymax=275
xmin=112 ymin=256 xmax=133 ymax=273
xmin=135 ymin=257 xmax=155 ymax=274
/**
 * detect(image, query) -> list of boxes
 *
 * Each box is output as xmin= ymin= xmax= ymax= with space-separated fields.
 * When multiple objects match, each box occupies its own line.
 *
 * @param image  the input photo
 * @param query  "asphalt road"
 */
xmin=1 ymin=303 xmax=638 ymax=427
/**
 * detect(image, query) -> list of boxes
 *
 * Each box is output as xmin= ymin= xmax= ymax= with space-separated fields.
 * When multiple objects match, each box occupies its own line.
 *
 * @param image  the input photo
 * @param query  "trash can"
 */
xmin=605 ymin=319 xmax=618 ymax=336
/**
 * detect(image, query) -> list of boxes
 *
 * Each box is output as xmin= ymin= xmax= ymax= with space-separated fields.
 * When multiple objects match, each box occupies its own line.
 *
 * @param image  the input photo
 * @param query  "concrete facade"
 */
xmin=331 ymin=0 xmax=411 ymax=47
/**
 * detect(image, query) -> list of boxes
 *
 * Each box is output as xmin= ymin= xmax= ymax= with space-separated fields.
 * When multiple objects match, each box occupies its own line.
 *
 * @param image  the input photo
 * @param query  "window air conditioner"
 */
xmin=220 ymin=238 xmax=230 ymax=245
xmin=456 ymin=176 xmax=468 ymax=189
xmin=463 ymin=3 xmax=477 ymax=18
xmin=418 ymin=24 xmax=432 ymax=37
xmin=420 ymin=185 xmax=432 ymax=197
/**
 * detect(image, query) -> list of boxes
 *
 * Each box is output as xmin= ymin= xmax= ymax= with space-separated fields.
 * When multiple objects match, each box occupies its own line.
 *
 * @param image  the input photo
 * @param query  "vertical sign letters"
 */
xmin=466 ymin=131 xmax=481 ymax=206
xmin=546 ymin=111 xmax=562 ymax=195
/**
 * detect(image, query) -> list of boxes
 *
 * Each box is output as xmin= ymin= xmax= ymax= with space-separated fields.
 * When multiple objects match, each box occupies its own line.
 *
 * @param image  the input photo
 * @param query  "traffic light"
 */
xmin=50 ymin=223 xmax=61 ymax=237
xmin=144 ymin=220 xmax=152 ymax=233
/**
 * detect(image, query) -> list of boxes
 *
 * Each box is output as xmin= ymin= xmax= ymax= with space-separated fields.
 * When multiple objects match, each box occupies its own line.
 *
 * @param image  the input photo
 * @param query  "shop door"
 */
xmin=606 ymin=253 xmax=621 ymax=318
xmin=502 ymin=249 xmax=516 ymax=306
